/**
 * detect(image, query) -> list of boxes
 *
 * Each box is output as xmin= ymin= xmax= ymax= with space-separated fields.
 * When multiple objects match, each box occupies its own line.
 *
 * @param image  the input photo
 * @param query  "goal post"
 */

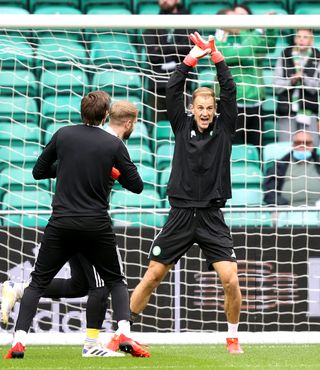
xmin=0 ymin=14 xmax=320 ymax=345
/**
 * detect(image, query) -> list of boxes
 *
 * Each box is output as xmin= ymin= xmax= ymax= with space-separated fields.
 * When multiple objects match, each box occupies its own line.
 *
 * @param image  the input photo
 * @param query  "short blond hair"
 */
xmin=192 ymin=87 xmax=216 ymax=104
xmin=109 ymin=101 xmax=138 ymax=125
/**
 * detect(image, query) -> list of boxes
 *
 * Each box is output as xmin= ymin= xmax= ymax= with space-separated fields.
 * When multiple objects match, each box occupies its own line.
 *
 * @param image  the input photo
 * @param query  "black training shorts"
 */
xmin=149 ymin=207 xmax=236 ymax=270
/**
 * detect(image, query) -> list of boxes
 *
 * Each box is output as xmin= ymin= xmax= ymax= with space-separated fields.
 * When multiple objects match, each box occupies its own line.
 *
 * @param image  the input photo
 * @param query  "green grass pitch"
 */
xmin=1 ymin=344 xmax=319 ymax=369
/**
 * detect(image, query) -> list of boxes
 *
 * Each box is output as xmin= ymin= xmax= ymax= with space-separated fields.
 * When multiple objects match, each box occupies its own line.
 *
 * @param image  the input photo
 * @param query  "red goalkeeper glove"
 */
xmin=189 ymin=32 xmax=224 ymax=64
xmin=111 ymin=167 xmax=120 ymax=180
xmin=183 ymin=33 xmax=211 ymax=68
xmin=208 ymin=35 xmax=224 ymax=64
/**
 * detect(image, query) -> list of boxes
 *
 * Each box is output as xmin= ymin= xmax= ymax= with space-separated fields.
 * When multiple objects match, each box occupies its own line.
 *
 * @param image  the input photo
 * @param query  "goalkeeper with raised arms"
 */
xmin=128 ymin=32 xmax=244 ymax=354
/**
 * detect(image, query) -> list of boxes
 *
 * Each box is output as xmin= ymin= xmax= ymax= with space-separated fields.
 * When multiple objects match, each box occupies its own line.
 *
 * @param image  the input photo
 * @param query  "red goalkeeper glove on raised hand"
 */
xmin=111 ymin=167 xmax=120 ymax=180
xmin=183 ymin=33 xmax=212 ymax=68
xmin=189 ymin=32 xmax=224 ymax=65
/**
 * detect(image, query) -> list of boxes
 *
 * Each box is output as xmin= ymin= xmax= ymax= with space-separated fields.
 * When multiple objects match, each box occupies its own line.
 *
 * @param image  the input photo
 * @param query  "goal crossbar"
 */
xmin=0 ymin=14 xmax=319 ymax=30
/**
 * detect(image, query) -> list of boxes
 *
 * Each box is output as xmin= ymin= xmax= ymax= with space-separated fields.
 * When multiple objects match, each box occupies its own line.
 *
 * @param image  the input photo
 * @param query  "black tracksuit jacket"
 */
xmin=165 ymin=61 xmax=237 ymax=208
xmin=33 ymin=125 xmax=143 ymax=217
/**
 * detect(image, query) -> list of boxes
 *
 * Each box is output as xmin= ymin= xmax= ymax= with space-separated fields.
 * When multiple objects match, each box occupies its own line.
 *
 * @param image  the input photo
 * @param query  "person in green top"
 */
xmin=215 ymin=6 xmax=278 ymax=149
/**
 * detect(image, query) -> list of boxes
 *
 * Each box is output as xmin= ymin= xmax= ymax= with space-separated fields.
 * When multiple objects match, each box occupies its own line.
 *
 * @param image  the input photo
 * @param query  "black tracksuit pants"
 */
xmin=15 ymin=221 xmax=130 ymax=332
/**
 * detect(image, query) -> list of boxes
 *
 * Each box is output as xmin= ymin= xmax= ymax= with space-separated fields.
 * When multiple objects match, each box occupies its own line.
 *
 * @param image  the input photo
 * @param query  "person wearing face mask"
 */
xmin=128 ymin=33 xmax=244 ymax=354
xmin=264 ymin=131 xmax=320 ymax=206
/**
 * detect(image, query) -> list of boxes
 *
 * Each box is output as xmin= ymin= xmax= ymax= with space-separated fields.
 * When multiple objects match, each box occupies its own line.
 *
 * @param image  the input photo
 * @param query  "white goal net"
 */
xmin=0 ymin=14 xmax=320 ymax=344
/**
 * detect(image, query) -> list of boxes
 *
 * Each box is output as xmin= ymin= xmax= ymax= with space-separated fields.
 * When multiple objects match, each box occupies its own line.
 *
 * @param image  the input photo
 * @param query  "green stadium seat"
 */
xmin=88 ymin=31 xmax=133 ymax=44
xmin=0 ymin=166 xmax=49 ymax=193
xmin=192 ymin=68 xmax=217 ymax=90
xmin=34 ymin=37 xmax=87 ymax=69
xmin=137 ymin=3 xmax=158 ymax=14
xmin=133 ymin=0 xmax=158 ymax=14
xmin=111 ymin=188 xmax=162 ymax=209
xmin=85 ymin=5 xmax=133 ymax=35
xmin=226 ymin=188 xmax=264 ymax=206
xmin=0 ymin=35 xmax=33 ymax=69
xmin=2 ymin=212 xmax=50 ymax=227
xmin=314 ymin=35 xmax=320 ymax=51
xmin=263 ymin=36 xmax=290 ymax=68
xmin=105 ymin=162 xmax=152 ymax=192
xmin=244 ymin=1 xmax=287 ymax=14
xmin=0 ymin=1 xmax=28 ymax=9
xmin=185 ymin=0 xmax=234 ymax=9
xmin=90 ymin=35 xmax=139 ymax=71
xmin=111 ymin=188 xmax=165 ymax=227
xmin=239 ymin=0 xmax=287 ymax=12
xmin=231 ymin=163 xmax=262 ymax=189
xmin=289 ymin=0 xmax=320 ymax=13
xmin=34 ymin=5 xmax=82 ymax=14
xmin=0 ymin=143 xmax=42 ymax=170
xmin=29 ymin=0 xmax=80 ymax=12
xmin=263 ymin=141 xmax=291 ymax=172
xmin=92 ymin=69 xmax=142 ymax=99
xmin=86 ymin=4 xmax=132 ymax=14
xmin=0 ymin=96 xmax=38 ymax=125
xmin=111 ymin=211 xmax=166 ymax=227
xmin=263 ymin=119 xmax=277 ymax=145
xmin=0 ymin=5 xmax=29 ymax=13
xmin=134 ymin=163 xmax=158 ymax=191
xmin=81 ymin=0 xmax=131 ymax=13
xmin=153 ymin=120 xmax=174 ymax=150
xmin=40 ymin=69 xmax=89 ymax=98
xmin=1 ymin=189 xmax=51 ymax=227
xmin=224 ymin=211 xmax=273 ymax=227
xmin=155 ymin=143 xmax=174 ymax=170
xmin=231 ymin=144 xmax=260 ymax=167
xmin=276 ymin=211 xmax=320 ymax=227
xmin=1 ymin=189 xmax=51 ymax=209
xmin=294 ymin=3 xmax=320 ymax=14
xmin=127 ymin=144 xmax=154 ymax=166
xmin=0 ymin=123 xmax=41 ymax=146
xmin=156 ymin=143 xmax=174 ymax=171
xmin=262 ymin=97 xmax=277 ymax=114
xmin=40 ymin=95 xmax=82 ymax=129
xmin=190 ymin=3 xmax=230 ymax=14
xmin=262 ymin=68 xmax=275 ymax=99
xmin=0 ymin=70 xmax=37 ymax=97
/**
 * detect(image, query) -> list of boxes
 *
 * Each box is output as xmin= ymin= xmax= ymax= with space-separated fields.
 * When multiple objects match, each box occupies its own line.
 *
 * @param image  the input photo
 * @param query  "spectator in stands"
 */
xmin=215 ymin=5 xmax=278 ymax=149
xmin=143 ymin=0 xmax=192 ymax=124
xmin=234 ymin=3 xmax=252 ymax=15
xmin=274 ymin=29 xmax=320 ymax=146
xmin=264 ymin=130 xmax=320 ymax=206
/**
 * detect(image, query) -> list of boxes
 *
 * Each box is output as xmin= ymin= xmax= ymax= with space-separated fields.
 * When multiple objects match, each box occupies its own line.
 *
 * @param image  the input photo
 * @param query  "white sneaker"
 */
xmin=1 ymin=281 xmax=23 ymax=325
xmin=82 ymin=345 xmax=125 ymax=358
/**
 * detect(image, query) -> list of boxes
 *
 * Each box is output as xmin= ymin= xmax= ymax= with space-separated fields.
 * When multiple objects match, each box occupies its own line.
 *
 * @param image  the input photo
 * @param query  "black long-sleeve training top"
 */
xmin=165 ymin=61 xmax=237 ymax=208
xmin=33 ymin=125 xmax=143 ymax=217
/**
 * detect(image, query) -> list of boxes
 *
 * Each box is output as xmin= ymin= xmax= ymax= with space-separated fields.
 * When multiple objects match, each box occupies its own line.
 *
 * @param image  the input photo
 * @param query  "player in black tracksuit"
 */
xmin=5 ymin=91 xmax=145 ymax=359
xmin=130 ymin=33 xmax=244 ymax=353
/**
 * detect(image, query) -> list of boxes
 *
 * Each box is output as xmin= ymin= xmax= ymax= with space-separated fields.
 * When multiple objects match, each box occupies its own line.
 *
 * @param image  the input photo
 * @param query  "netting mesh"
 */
xmin=0 ymin=21 xmax=320 ymax=338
